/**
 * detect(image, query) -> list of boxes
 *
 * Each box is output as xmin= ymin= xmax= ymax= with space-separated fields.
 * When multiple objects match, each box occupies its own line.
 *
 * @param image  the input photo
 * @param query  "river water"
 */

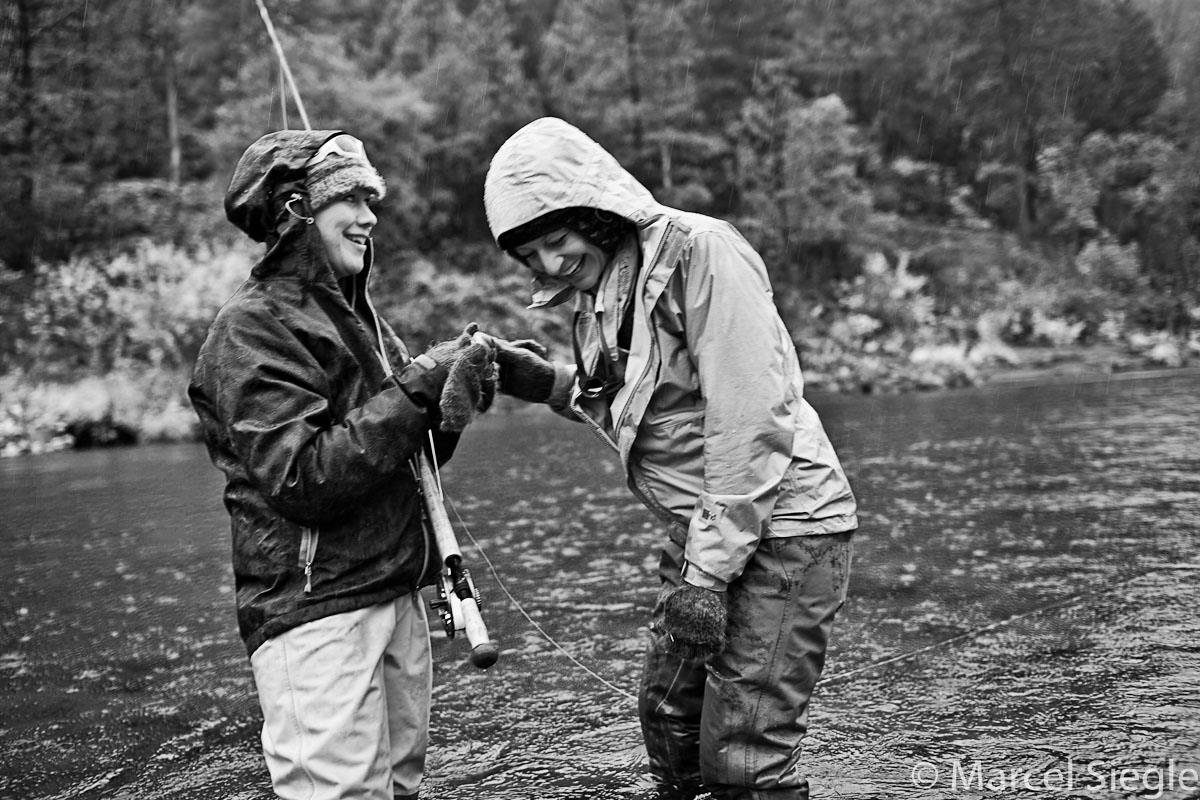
xmin=2 ymin=372 xmax=1198 ymax=799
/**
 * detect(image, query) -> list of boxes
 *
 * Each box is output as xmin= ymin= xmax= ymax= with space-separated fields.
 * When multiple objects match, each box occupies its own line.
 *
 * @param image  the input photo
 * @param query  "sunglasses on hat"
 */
xmin=305 ymin=134 xmax=369 ymax=168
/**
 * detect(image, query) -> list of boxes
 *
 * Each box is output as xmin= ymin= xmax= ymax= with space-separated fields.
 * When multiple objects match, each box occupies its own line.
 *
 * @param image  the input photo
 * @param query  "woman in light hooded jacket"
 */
xmin=482 ymin=117 xmax=859 ymax=800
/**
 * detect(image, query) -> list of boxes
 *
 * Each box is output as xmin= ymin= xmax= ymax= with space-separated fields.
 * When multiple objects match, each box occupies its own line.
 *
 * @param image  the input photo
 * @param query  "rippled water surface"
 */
xmin=2 ymin=373 xmax=1198 ymax=799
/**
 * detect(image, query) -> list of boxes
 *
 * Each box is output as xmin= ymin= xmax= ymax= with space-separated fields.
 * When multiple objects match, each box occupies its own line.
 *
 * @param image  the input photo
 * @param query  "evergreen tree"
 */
xmin=1070 ymin=1 xmax=1170 ymax=135
xmin=946 ymin=0 xmax=1108 ymax=240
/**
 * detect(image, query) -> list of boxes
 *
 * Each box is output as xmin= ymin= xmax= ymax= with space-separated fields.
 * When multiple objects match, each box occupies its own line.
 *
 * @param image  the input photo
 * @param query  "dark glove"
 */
xmin=396 ymin=323 xmax=479 ymax=418
xmin=662 ymin=584 xmax=728 ymax=661
xmin=493 ymin=337 xmax=558 ymax=403
xmin=438 ymin=337 xmax=498 ymax=433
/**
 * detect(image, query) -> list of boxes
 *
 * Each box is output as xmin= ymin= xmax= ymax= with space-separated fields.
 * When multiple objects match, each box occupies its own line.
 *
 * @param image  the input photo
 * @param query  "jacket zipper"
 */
xmin=324 ymin=255 xmax=428 ymax=591
xmin=608 ymin=225 xmax=675 ymax=436
xmin=362 ymin=278 xmax=397 ymax=376
xmin=299 ymin=526 xmax=319 ymax=593
xmin=571 ymin=224 xmax=676 ymax=457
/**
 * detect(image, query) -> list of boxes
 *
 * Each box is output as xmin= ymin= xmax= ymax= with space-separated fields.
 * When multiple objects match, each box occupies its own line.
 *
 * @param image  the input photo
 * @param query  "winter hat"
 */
xmin=304 ymin=133 xmax=386 ymax=211
xmin=225 ymin=129 xmax=334 ymax=242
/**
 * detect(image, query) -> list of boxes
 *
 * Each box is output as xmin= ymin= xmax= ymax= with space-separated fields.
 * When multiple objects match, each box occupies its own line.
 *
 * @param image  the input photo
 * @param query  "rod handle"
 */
xmin=415 ymin=450 xmax=498 ymax=670
xmin=460 ymin=596 xmax=499 ymax=669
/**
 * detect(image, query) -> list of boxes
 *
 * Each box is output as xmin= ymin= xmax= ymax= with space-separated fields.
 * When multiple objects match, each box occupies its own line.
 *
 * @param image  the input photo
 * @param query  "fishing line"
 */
xmin=447 ymin=500 xmax=639 ymax=703
xmin=448 ymin=494 xmax=1190 ymax=700
xmin=817 ymin=567 xmax=1159 ymax=687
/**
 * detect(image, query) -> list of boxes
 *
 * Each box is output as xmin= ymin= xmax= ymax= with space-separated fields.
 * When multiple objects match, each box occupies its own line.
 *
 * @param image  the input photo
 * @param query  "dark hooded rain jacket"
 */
xmin=189 ymin=130 xmax=446 ymax=656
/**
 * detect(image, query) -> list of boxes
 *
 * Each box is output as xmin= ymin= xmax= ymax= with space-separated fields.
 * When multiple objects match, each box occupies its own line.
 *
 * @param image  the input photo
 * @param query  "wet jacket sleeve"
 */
xmin=548 ymin=363 xmax=578 ymax=416
xmin=679 ymin=229 xmax=796 ymax=591
xmin=208 ymin=306 xmax=431 ymax=526
xmin=377 ymin=317 xmax=460 ymax=465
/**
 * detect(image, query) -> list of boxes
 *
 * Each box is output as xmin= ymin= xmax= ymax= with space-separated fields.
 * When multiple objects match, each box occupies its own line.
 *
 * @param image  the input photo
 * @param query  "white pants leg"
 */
xmin=385 ymin=593 xmax=431 ymax=796
xmin=250 ymin=594 xmax=432 ymax=800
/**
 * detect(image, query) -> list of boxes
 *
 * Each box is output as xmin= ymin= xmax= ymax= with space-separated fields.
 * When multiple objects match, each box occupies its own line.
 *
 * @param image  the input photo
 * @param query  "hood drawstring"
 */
xmin=284 ymin=193 xmax=314 ymax=225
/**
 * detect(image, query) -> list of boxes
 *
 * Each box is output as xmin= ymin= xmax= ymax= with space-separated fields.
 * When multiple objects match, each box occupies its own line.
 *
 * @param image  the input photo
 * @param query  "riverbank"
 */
xmin=0 ymin=368 xmax=196 ymax=457
xmin=2 ymin=338 xmax=1196 ymax=458
xmin=976 ymin=340 xmax=1199 ymax=384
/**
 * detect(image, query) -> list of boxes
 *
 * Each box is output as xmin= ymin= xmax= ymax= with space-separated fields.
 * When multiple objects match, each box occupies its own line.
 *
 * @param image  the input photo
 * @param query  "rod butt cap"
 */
xmin=469 ymin=640 xmax=499 ymax=669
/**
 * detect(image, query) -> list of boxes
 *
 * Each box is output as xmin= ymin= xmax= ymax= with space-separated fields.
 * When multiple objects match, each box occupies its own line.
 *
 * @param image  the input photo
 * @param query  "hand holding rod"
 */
xmin=415 ymin=450 xmax=499 ymax=669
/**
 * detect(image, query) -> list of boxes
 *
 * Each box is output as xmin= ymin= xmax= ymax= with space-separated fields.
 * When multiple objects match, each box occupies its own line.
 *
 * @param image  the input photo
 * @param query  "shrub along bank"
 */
xmin=1 ymin=210 xmax=1195 ymax=457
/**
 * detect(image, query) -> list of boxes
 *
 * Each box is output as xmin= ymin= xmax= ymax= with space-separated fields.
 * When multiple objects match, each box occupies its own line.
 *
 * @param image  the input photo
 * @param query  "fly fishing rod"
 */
xmin=417 ymin=441 xmax=499 ymax=669
xmin=253 ymin=0 xmax=498 ymax=669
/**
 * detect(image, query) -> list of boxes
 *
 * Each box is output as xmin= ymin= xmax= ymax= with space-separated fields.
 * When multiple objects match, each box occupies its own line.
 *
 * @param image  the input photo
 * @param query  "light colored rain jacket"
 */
xmin=485 ymin=117 xmax=857 ymax=591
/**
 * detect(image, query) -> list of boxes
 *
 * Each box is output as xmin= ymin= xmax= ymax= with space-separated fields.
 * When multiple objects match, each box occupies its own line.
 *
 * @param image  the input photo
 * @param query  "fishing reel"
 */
xmin=430 ymin=562 xmax=483 ymax=639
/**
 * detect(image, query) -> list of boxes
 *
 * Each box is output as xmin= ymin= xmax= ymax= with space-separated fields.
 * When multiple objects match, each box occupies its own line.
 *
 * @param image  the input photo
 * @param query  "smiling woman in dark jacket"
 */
xmin=189 ymin=129 xmax=488 ymax=800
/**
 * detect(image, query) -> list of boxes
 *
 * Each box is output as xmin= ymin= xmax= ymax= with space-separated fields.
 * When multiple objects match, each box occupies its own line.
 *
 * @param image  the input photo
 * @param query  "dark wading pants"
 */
xmin=638 ymin=530 xmax=854 ymax=800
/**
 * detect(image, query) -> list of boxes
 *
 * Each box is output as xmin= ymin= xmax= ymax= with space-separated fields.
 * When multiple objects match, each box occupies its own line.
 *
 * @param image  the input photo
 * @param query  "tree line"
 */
xmin=2 ymin=0 xmax=1198 ymax=383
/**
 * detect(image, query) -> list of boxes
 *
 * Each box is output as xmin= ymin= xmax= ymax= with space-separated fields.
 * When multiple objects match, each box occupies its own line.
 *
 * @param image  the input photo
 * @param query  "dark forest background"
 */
xmin=1 ymin=0 xmax=1198 ymax=452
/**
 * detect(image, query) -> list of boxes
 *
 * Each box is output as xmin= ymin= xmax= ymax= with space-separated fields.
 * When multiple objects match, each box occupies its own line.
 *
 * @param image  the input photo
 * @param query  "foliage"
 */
xmin=4 ymin=0 xmax=1196 ymax=271
xmin=1069 ymin=1 xmax=1171 ymax=135
xmin=1038 ymin=131 xmax=1200 ymax=326
xmin=372 ymin=246 xmax=573 ymax=355
xmin=737 ymin=92 xmax=873 ymax=284
xmin=785 ymin=0 xmax=967 ymax=167
xmin=2 ymin=0 xmax=1199 ymax=450
xmin=788 ymin=250 xmax=985 ymax=392
xmin=1132 ymin=0 xmax=1200 ymax=123
xmin=0 ymin=368 xmax=198 ymax=456
xmin=1 ymin=239 xmax=252 ymax=381
xmin=777 ymin=96 xmax=872 ymax=253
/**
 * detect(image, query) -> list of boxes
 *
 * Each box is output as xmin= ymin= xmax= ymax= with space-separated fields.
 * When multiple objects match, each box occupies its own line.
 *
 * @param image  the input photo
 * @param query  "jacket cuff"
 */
xmin=394 ymin=355 xmax=448 ymax=413
xmin=547 ymin=363 xmax=576 ymax=411
xmin=683 ymin=493 xmax=762 ymax=586
xmin=681 ymin=561 xmax=728 ymax=591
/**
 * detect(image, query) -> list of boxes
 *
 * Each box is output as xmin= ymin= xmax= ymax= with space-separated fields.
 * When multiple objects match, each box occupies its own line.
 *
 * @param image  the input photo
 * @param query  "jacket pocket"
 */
xmin=652 ymin=407 xmax=705 ymax=434
xmin=298 ymin=526 xmax=319 ymax=593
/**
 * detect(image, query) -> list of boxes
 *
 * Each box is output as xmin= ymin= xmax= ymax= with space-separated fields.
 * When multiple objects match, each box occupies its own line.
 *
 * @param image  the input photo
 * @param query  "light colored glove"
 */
xmin=397 ymin=323 xmax=485 ymax=426
xmin=438 ymin=333 xmax=497 ymax=432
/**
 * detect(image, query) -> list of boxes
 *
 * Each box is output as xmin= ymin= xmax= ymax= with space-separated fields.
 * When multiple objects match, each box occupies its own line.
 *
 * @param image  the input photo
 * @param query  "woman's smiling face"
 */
xmin=313 ymin=188 xmax=378 ymax=278
xmin=512 ymin=227 xmax=609 ymax=292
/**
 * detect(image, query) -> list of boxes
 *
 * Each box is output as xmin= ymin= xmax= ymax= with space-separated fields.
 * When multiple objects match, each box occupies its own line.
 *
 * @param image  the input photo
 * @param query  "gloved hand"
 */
xmin=396 ymin=323 xmax=485 ymax=424
xmin=438 ymin=335 xmax=497 ymax=432
xmin=492 ymin=337 xmax=558 ymax=403
xmin=662 ymin=584 xmax=728 ymax=661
